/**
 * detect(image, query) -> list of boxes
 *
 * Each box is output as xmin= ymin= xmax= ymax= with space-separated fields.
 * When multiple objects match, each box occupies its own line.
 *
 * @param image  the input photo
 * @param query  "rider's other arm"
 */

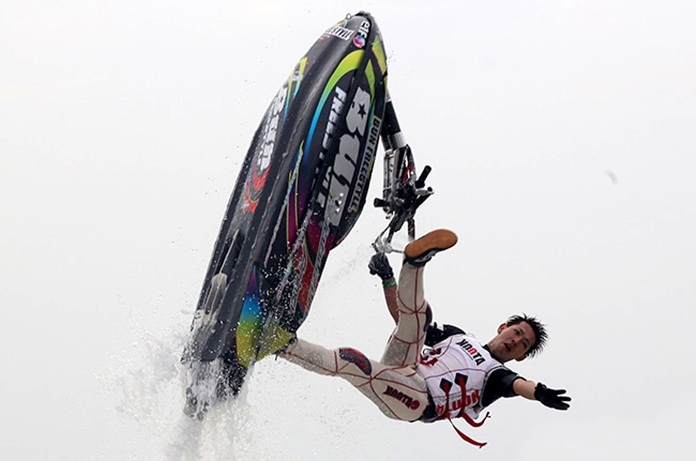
xmin=369 ymin=253 xmax=398 ymax=323
xmin=513 ymin=378 xmax=571 ymax=410
xmin=383 ymin=283 xmax=398 ymax=323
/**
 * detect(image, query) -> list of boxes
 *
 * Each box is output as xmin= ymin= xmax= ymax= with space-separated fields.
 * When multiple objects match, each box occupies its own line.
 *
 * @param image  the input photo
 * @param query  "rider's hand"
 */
xmin=369 ymin=252 xmax=394 ymax=280
xmin=534 ymin=383 xmax=571 ymax=410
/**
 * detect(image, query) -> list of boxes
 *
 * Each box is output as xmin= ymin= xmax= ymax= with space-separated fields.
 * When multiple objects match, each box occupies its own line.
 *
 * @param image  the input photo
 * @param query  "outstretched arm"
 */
xmin=369 ymin=252 xmax=399 ymax=324
xmin=512 ymin=378 xmax=537 ymax=400
xmin=513 ymin=378 xmax=571 ymax=410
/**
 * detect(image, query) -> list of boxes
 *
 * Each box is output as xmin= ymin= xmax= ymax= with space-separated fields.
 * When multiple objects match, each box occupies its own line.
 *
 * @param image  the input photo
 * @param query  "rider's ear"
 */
xmin=497 ymin=323 xmax=507 ymax=334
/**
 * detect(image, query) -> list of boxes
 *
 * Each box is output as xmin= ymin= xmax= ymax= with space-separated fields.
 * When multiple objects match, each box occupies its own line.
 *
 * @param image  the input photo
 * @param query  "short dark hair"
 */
xmin=506 ymin=314 xmax=548 ymax=358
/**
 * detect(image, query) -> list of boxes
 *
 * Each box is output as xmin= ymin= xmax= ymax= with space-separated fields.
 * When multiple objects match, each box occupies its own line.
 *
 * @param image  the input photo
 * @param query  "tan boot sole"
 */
xmin=405 ymin=229 xmax=458 ymax=260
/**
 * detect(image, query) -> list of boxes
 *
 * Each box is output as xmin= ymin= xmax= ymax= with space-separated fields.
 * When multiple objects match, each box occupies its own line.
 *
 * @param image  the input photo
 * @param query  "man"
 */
xmin=278 ymin=229 xmax=570 ymax=446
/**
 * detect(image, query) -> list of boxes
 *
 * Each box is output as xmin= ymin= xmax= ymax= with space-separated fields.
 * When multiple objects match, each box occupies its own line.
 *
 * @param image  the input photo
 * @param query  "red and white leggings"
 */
xmin=280 ymin=263 xmax=431 ymax=421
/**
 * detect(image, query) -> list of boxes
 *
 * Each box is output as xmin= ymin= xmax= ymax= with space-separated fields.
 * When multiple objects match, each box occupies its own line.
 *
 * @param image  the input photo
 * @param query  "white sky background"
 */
xmin=1 ymin=0 xmax=695 ymax=459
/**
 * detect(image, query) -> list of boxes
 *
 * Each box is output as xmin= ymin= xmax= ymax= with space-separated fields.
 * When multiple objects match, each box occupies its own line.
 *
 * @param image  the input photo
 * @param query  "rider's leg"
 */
xmin=280 ymin=338 xmax=429 ymax=421
xmin=380 ymin=229 xmax=458 ymax=367
xmin=380 ymin=262 xmax=431 ymax=368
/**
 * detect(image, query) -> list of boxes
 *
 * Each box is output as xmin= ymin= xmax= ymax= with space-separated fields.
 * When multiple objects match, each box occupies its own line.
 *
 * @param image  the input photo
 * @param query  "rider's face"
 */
xmin=487 ymin=321 xmax=536 ymax=363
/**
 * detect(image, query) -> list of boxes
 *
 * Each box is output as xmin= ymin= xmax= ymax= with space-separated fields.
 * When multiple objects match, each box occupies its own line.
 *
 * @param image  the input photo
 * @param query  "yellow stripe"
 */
xmin=372 ymin=35 xmax=388 ymax=75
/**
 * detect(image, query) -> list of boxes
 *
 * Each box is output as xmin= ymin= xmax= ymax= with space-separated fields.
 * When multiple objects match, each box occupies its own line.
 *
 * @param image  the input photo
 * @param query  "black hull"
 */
xmin=182 ymin=12 xmax=388 ymax=416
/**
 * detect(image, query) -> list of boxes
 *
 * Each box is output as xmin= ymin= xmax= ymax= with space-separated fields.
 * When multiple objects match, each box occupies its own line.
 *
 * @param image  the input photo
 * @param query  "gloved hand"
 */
xmin=534 ymin=383 xmax=571 ymax=410
xmin=368 ymin=252 xmax=394 ymax=280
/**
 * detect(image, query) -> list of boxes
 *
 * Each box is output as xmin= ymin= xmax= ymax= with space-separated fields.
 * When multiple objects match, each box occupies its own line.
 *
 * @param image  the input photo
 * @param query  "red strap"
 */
xmin=446 ymin=416 xmax=488 ymax=448
xmin=440 ymin=377 xmax=489 ymax=448
xmin=461 ymin=410 xmax=490 ymax=428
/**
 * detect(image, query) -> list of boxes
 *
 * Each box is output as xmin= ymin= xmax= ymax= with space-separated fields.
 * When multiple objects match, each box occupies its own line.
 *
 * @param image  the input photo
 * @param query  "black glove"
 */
xmin=369 ymin=252 xmax=394 ymax=280
xmin=534 ymin=383 xmax=571 ymax=410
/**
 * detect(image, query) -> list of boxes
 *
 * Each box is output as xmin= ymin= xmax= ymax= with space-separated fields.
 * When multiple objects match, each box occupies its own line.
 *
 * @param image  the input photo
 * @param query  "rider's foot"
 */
xmin=404 ymin=229 xmax=458 ymax=267
xmin=273 ymin=333 xmax=297 ymax=356
xmin=258 ymin=327 xmax=297 ymax=359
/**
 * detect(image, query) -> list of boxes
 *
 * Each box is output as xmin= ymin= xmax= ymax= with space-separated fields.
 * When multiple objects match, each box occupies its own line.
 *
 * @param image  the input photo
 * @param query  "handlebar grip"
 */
xmin=415 ymin=165 xmax=432 ymax=188
xmin=374 ymin=198 xmax=389 ymax=208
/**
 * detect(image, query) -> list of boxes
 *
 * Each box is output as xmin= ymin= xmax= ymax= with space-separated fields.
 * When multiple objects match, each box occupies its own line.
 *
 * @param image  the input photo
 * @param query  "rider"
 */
xmin=278 ymin=229 xmax=570 ymax=446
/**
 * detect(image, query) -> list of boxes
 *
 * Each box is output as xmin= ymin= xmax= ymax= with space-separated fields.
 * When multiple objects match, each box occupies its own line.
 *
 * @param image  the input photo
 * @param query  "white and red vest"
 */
xmin=417 ymin=333 xmax=504 ymax=421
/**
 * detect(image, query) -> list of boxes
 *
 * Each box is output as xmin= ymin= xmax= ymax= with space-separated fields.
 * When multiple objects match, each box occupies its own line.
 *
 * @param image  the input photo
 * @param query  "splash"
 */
xmin=105 ymin=324 xmax=260 ymax=460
